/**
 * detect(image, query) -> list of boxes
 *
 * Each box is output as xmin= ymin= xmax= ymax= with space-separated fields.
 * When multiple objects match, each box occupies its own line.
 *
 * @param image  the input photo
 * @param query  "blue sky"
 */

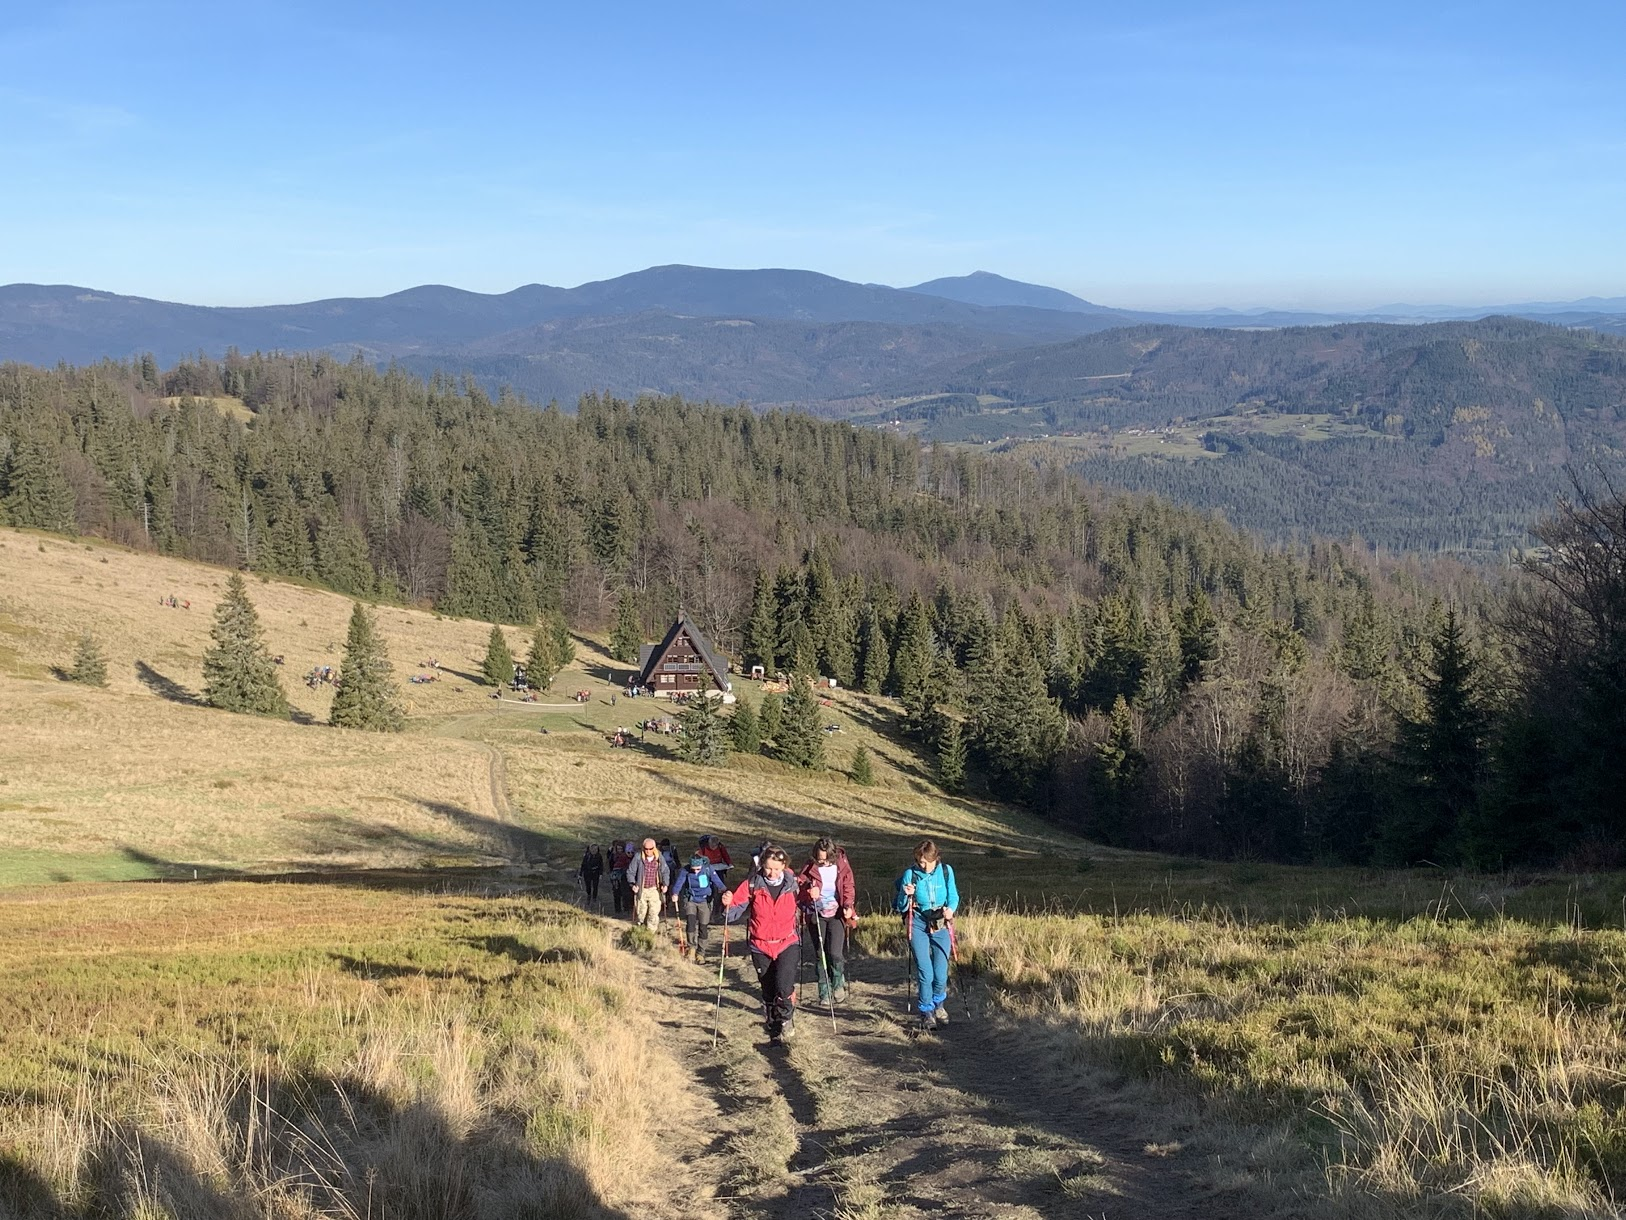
xmin=2 ymin=0 xmax=1621 ymax=309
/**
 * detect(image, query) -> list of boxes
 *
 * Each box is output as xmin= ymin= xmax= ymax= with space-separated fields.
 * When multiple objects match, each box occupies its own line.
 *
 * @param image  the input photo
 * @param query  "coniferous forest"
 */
xmin=2 ymin=352 xmax=1621 ymax=869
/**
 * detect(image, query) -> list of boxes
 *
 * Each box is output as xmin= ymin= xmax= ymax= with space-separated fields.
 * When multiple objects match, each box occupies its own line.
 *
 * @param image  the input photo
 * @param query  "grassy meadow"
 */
xmin=5 ymin=526 xmax=1626 ymax=1216
xmin=0 ymin=881 xmax=686 ymax=1218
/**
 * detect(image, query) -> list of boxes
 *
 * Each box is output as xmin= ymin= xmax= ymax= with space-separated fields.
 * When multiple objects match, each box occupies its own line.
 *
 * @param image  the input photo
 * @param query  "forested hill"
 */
xmin=13 ymin=351 xmax=1619 ymax=877
xmin=873 ymin=318 xmax=1626 ymax=554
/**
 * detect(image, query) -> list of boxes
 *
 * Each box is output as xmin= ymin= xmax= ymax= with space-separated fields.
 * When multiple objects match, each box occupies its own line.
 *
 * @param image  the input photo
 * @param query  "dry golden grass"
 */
xmin=0 ymin=681 xmax=506 ymax=877
xmin=0 ymin=881 xmax=690 ymax=1219
xmin=1 ymin=526 xmax=1076 ymax=885
xmin=954 ymin=908 xmax=1626 ymax=1217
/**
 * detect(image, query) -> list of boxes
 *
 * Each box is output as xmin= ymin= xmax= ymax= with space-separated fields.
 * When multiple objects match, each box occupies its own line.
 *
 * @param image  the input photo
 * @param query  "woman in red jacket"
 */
xmin=721 ymin=843 xmax=801 ymax=1043
xmin=798 ymin=836 xmax=856 ymax=1003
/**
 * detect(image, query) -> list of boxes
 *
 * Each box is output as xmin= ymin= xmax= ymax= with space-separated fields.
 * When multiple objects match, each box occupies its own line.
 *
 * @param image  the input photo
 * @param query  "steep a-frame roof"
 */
xmin=636 ymin=613 xmax=730 ymax=688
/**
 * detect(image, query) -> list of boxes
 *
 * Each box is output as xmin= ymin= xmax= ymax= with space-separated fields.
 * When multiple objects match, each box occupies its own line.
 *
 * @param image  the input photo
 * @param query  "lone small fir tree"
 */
xmin=729 ymin=699 xmax=761 ymax=755
xmin=202 ymin=573 xmax=289 ymax=717
xmin=758 ymin=691 xmax=783 ymax=752
xmin=678 ymin=684 xmax=732 ymax=767
xmin=775 ymin=675 xmax=826 ymax=770
xmin=850 ymin=744 xmax=874 ymax=786
xmin=66 ymin=632 xmax=108 ymax=687
xmin=482 ymin=624 xmax=515 ymax=688
xmin=330 ymin=602 xmax=405 ymax=732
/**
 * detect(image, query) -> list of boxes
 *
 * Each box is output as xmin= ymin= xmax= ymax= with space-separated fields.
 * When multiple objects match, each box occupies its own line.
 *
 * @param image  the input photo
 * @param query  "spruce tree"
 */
xmin=548 ymin=610 xmax=575 ymax=674
xmin=969 ymin=642 xmax=1065 ymax=799
xmin=730 ymin=699 xmax=761 ymax=754
xmin=330 ymin=602 xmax=404 ymax=731
xmin=202 ymin=573 xmax=289 ymax=717
xmin=482 ymin=624 xmax=515 ymax=687
xmin=759 ymin=691 xmax=783 ymax=751
xmin=1090 ymin=695 xmax=1146 ymax=845
xmin=609 ymin=589 xmax=641 ymax=664
xmin=1 ymin=438 xmax=76 ymax=534
xmin=66 ymin=632 xmax=109 ymax=687
xmin=850 ymin=745 xmax=875 ymax=786
xmin=775 ymin=675 xmax=826 ymax=769
xmin=1177 ymin=588 xmax=1220 ymax=686
xmin=526 ymin=610 xmax=572 ymax=689
xmin=678 ymin=685 xmax=732 ymax=767
xmin=314 ymin=518 xmax=375 ymax=596
xmin=745 ymin=570 xmax=778 ymax=674
xmin=856 ymin=603 xmax=888 ymax=694
xmin=888 ymin=593 xmax=934 ymax=699
xmin=1381 ymin=610 xmax=1488 ymax=864
xmin=936 ymin=717 xmax=967 ymax=792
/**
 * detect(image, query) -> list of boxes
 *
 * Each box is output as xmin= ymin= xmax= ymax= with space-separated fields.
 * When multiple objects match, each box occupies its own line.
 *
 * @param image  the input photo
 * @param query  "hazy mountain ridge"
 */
xmin=5 ymin=265 xmax=1620 ymax=378
xmin=868 ymin=317 xmax=1626 ymax=553
xmin=0 ymin=267 xmax=1133 ymax=369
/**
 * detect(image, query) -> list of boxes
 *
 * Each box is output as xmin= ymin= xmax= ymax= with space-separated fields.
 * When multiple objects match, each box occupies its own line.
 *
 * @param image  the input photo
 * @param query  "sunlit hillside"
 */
xmin=0 ymin=527 xmax=1069 ymax=886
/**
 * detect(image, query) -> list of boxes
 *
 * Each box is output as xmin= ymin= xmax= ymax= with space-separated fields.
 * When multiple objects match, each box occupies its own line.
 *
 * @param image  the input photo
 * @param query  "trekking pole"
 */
xmin=901 ymin=901 xmax=915 ymax=1022
xmin=712 ymin=920 xmax=729 ymax=1049
xmin=814 ymin=913 xmax=837 ymax=1036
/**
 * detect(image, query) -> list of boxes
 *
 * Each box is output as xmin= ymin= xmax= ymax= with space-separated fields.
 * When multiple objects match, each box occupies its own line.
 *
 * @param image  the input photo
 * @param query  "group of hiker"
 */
xmin=577 ymin=833 xmax=959 ymax=1043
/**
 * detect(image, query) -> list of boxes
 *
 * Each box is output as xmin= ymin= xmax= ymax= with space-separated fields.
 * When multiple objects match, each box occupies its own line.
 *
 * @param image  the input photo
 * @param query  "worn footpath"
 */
xmin=618 ymin=919 xmax=1244 ymax=1220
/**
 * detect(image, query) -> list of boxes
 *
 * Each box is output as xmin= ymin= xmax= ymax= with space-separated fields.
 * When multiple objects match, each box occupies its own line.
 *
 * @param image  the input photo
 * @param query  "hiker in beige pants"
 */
xmin=627 ymin=838 xmax=670 ymax=932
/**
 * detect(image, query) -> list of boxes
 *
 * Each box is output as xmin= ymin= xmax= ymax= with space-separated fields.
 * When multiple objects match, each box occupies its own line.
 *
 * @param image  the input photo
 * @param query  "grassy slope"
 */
xmin=7 ymin=527 xmax=1626 ymax=1215
xmin=0 ymin=526 xmax=1073 ymax=885
xmin=0 ymin=881 xmax=688 ymax=1217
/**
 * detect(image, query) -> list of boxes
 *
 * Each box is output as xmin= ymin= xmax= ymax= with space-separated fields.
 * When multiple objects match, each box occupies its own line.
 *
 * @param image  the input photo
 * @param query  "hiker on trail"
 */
xmin=658 ymin=838 xmax=679 ymax=879
xmin=895 ymin=839 xmax=959 ymax=1032
xmin=698 ymin=835 xmax=732 ymax=878
xmin=671 ymin=854 xmax=725 ymax=963
xmin=627 ymin=838 xmax=671 ymax=933
xmin=579 ymin=844 xmax=604 ymax=903
xmin=799 ymin=837 xmax=856 ymax=1003
xmin=721 ymin=844 xmax=802 ymax=1043
xmin=608 ymin=841 xmax=633 ymax=914
xmin=699 ymin=834 xmax=733 ymax=918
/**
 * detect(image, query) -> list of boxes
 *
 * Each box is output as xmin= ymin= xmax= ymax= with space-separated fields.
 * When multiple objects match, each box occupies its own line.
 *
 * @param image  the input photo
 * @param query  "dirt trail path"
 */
xmin=620 ymin=926 xmax=1228 ymax=1220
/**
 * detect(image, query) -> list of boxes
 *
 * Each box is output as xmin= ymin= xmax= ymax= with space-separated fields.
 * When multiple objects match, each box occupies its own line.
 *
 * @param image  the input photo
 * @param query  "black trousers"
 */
xmin=751 ymin=943 xmax=800 ymax=1033
xmin=611 ymin=876 xmax=629 ymax=913
xmin=682 ymin=898 xmax=713 ymax=953
xmin=806 ymin=913 xmax=846 ymax=984
xmin=582 ymin=872 xmax=601 ymax=900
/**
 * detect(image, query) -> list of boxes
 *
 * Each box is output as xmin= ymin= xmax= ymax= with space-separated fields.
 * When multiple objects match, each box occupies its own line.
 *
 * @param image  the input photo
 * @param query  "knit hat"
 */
xmin=689 ymin=855 xmax=708 ymax=869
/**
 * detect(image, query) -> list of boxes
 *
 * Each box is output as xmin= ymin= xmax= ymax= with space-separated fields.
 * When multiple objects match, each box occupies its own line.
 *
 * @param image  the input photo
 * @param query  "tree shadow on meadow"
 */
xmin=0 ymin=1061 xmax=634 ymax=1220
xmin=133 ymin=660 xmax=205 ymax=707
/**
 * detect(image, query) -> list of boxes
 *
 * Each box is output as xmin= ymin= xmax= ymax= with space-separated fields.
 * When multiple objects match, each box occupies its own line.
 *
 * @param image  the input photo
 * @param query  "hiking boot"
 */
xmin=934 ymin=1006 xmax=950 ymax=1026
xmin=831 ymin=969 xmax=847 ymax=999
xmin=917 ymin=1012 xmax=936 ymax=1034
xmin=818 ymin=985 xmax=832 ymax=1003
xmin=780 ymin=1016 xmax=795 ymax=1041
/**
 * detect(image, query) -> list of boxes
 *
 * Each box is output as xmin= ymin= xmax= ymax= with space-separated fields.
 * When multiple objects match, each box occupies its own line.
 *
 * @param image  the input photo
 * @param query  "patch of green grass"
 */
xmin=0 ymin=849 xmax=170 ymax=886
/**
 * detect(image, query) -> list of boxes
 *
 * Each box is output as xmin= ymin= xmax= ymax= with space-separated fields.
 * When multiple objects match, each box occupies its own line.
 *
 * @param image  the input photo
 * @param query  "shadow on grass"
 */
xmin=133 ymin=660 xmax=204 ymax=707
xmin=0 ymin=1061 xmax=634 ymax=1220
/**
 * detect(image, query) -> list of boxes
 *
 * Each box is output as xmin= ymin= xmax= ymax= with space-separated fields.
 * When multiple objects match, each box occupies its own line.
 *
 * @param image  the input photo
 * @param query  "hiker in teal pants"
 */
xmin=893 ymin=839 xmax=959 ymax=1032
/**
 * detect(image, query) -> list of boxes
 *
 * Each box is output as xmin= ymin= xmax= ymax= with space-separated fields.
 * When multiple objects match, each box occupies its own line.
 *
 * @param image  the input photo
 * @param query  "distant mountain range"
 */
xmin=4 ymin=264 xmax=1622 ymax=556
xmin=3 ymin=266 xmax=1622 ymax=407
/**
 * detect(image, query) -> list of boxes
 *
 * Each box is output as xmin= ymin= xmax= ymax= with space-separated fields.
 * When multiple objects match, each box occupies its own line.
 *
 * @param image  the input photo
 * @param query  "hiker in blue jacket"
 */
xmin=671 ymin=854 xmax=726 ymax=963
xmin=894 ymin=838 xmax=959 ymax=1032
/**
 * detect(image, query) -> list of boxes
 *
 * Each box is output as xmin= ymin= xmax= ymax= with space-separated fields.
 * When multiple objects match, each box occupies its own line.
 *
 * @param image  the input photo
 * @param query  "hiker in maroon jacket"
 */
xmin=721 ymin=843 xmax=801 ymax=1043
xmin=798 ymin=836 xmax=856 ymax=1003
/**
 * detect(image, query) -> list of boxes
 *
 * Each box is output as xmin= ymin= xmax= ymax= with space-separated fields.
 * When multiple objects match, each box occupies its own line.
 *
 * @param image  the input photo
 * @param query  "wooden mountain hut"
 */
xmin=635 ymin=614 xmax=734 ymax=701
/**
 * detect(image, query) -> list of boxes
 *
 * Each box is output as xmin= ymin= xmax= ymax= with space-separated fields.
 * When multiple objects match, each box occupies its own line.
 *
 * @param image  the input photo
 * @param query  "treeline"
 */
xmin=0 ymin=353 xmax=1616 ymax=868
